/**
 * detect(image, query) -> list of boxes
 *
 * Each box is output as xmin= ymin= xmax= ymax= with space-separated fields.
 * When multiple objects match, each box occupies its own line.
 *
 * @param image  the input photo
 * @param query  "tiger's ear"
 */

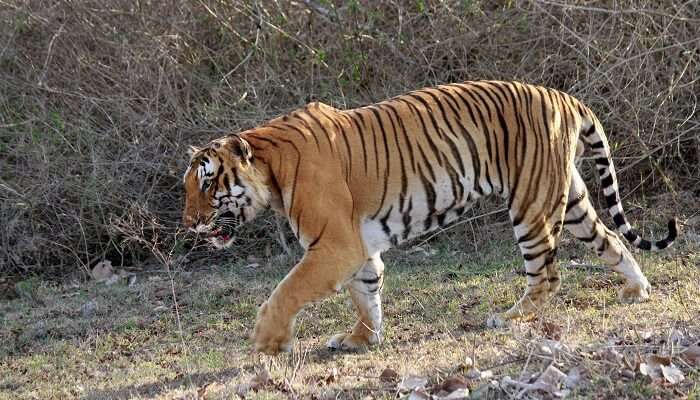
xmin=232 ymin=137 xmax=253 ymax=165
xmin=187 ymin=145 xmax=201 ymax=158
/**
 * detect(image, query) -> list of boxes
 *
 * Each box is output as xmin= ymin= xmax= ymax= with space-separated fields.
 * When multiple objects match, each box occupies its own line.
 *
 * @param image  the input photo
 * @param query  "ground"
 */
xmin=1 ymin=226 xmax=699 ymax=399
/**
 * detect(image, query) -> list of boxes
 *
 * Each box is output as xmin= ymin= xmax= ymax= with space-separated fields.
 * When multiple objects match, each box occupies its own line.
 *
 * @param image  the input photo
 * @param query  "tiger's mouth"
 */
xmin=206 ymin=211 xmax=238 ymax=249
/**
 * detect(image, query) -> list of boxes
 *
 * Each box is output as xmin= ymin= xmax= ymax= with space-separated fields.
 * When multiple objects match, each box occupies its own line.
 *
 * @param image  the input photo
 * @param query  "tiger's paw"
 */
xmin=326 ymin=332 xmax=379 ymax=351
xmin=619 ymin=278 xmax=651 ymax=304
xmin=252 ymin=302 xmax=294 ymax=355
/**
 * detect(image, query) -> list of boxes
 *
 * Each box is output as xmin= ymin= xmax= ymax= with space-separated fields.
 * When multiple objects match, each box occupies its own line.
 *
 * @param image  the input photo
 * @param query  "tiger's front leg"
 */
xmin=327 ymin=254 xmax=385 ymax=351
xmin=253 ymin=231 xmax=366 ymax=355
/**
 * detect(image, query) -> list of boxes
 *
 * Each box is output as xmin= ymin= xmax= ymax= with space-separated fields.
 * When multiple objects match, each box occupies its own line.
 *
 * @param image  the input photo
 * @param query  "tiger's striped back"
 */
xmin=245 ymin=81 xmax=676 ymax=256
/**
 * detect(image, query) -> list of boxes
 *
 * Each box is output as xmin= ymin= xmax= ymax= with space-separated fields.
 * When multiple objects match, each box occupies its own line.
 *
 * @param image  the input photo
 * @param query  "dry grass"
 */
xmin=1 ymin=0 xmax=699 ymax=275
xmin=1 ymin=219 xmax=699 ymax=399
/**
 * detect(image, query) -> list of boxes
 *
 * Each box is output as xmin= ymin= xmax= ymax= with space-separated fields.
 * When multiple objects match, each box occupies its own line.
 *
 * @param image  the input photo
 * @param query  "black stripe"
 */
xmin=564 ymin=213 xmax=587 ymax=225
xmin=590 ymin=141 xmax=604 ymax=149
xmin=637 ymin=239 xmax=652 ymax=251
xmin=419 ymin=90 xmax=468 ymax=177
xmin=397 ymin=98 xmax=444 ymax=174
xmin=613 ymin=213 xmax=626 ymax=227
xmin=600 ymin=174 xmax=613 ymax=188
xmin=348 ymin=112 xmax=369 ymax=173
xmin=380 ymin=205 xmax=393 ymax=237
xmin=595 ymin=156 xmax=610 ymax=166
xmin=360 ymin=277 xmax=380 ymax=285
xmin=566 ymin=194 xmax=586 ymax=212
xmin=579 ymin=233 xmax=596 ymax=242
xmin=369 ymin=107 xmax=392 ymax=217
xmin=402 ymin=197 xmax=413 ymax=240
xmin=523 ymin=248 xmax=551 ymax=261
xmin=385 ymin=103 xmax=417 ymax=174
xmin=304 ymin=109 xmax=333 ymax=152
xmin=381 ymin=104 xmax=408 ymax=210
xmin=307 ymin=221 xmax=328 ymax=250
xmin=448 ymin=87 xmax=484 ymax=194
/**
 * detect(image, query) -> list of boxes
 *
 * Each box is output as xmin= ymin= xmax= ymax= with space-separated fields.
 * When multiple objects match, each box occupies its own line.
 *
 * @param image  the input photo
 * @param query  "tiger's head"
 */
xmin=182 ymin=135 xmax=270 ymax=249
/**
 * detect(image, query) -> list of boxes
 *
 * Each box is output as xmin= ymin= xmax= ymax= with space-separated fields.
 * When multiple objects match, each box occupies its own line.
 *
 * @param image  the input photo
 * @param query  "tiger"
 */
xmin=182 ymin=80 xmax=677 ymax=355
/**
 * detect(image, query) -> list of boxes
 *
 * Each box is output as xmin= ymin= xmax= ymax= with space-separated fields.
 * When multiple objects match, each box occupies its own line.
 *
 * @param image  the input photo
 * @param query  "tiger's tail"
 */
xmin=579 ymin=116 xmax=678 ymax=251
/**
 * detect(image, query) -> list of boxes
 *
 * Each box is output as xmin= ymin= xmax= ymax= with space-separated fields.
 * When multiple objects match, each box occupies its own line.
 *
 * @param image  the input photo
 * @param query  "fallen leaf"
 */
xmin=638 ymin=354 xmax=683 ymax=384
xmin=197 ymin=383 xmax=210 ymax=399
xmin=661 ymin=365 xmax=684 ymax=385
xmin=435 ymin=375 xmax=468 ymax=393
xmin=379 ymin=368 xmax=399 ymax=383
xmin=646 ymin=354 xmax=671 ymax=367
xmin=639 ymin=362 xmax=661 ymax=380
xmin=535 ymin=365 xmax=567 ymax=392
xmin=323 ymin=368 xmax=338 ymax=385
xmin=542 ymin=321 xmax=563 ymax=340
xmin=681 ymin=345 xmax=700 ymax=366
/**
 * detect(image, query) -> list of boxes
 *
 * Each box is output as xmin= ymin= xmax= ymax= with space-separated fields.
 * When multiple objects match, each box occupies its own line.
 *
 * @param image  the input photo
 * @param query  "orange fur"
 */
xmin=182 ymin=81 xmax=677 ymax=354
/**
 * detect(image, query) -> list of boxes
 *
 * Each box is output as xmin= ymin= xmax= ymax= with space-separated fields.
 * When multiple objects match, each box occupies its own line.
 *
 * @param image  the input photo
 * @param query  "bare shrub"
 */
xmin=1 ymin=1 xmax=697 ymax=276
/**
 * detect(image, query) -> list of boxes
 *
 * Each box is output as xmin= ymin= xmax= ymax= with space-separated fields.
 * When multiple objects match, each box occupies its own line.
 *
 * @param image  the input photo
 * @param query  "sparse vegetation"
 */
xmin=1 ymin=226 xmax=699 ymax=399
xmin=1 ymin=1 xmax=699 ymax=398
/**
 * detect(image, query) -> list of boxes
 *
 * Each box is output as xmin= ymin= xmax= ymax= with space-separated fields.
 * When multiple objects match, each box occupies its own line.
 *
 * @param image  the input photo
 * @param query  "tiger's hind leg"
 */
xmin=488 ymin=200 xmax=568 ymax=327
xmin=564 ymin=169 xmax=650 ymax=302
xmin=327 ymin=254 xmax=384 ymax=351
